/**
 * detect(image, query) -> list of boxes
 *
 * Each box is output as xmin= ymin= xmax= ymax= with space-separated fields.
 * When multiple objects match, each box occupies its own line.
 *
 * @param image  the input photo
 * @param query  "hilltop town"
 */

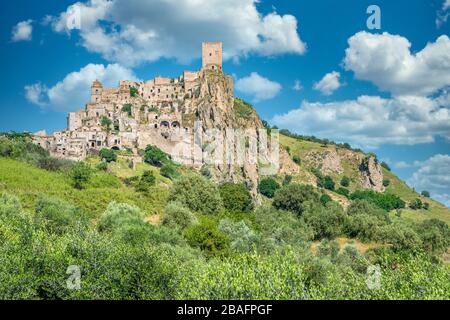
xmin=34 ymin=42 xmax=235 ymax=165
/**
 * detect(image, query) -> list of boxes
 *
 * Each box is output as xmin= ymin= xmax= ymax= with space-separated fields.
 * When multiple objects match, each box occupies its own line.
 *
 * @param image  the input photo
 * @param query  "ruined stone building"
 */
xmin=34 ymin=42 xmax=232 ymax=163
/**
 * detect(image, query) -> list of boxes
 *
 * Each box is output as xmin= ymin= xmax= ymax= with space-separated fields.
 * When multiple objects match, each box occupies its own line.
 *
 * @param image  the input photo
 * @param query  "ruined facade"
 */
xmin=34 ymin=42 xmax=233 ymax=164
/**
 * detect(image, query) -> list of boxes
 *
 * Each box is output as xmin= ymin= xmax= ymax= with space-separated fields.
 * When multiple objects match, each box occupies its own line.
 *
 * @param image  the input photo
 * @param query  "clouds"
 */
xmin=25 ymin=63 xmax=139 ymax=112
xmin=236 ymin=72 xmax=282 ymax=102
xmin=408 ymin=154 xmax=450 ymax=207
xmin=436 ymin=0 xmax=450 ymax=28
xmin=271 ymin=94 xmax=450 ymax=148
xmin=47 ymin=0 xmax=306 ymax=67
xmin=344 ymin=31 xmax=450 ymax=96
xmin=313 ymin=71 xmax=341 ymax=96
xmin=11 ymin=20 xmax=33 ymax=42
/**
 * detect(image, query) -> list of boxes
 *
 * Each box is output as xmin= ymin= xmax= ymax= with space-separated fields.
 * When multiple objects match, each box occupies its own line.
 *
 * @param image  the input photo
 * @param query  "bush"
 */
xmin=319 ymin=194 xmax=332 ymax=205
xmin=162 ymin=202 xmax=196 ymax=230
xmin=200 ymin=165 xmax=211 ymax=178
xmin=257 ymin=177 xmax=280 ymax=198
xmin=381 ymin=161 xmax=391 ymax=171
xmin=98 ymin=202 xmax=144 ymax=233
xmin=168 ymin=174 xmax=223 ymax=215
xmin=100 ymin=116 xmax=112 ymax=129
xmin=382 ymin=178 xmax=390 ymax=187
xmin=34 ymin=195 xmax=87 ymax=234
xmin=409 ymin=198 xmax=423 ymax=210
xmin=219 ymin=182 xmax=253 ymax=213
xmin=99 ymin=148 xmax=117 ymax=163
xmin=320 ymin=175 xmax=335 ymax=191
xmin=292 ymin=155 xmax=301 ymax=165
xmin=272 ymin=184 xmax=319 ymax=216
xmin=122 ymin=104 xmax=132 ymax=116
xmin=303 ymin=201 xmax=346 ymax=240
xmin=218 ymin=219 xmax=260 ymax=253
xmin=69 ymin=162 xmax=92 ymax=189
xmin=144 ymin=145 xmax=169 ymax=167
xmin=96 ymin=162 xmax=108 ymax=171
xmin=135 ymin=171 xmax=156 ymax=192
xmin=282 ymin=175 xmax=292 ymax=186
xmin=130 ymin=87 xmax=138 ymax=97
xmin=345 ymin=213 xmax=385 ymax=242
xmin=184 ymin=218 xmax=229 ymax=257
xmin=340 ymin=176 xmax=350 ymax=187
xmin=37 ymin=156 xmax=73 ymax=171
xmin=160 ymin=163 xmax=178 ymax=180
xmin=416 ymin=219 xmax=450 ymax=255
xmin=421 ymin=190 xmax=430 ymax=198
xmin=349 ymin=190 xmax=405 ymax=211
xmin=378 ymin=222 xmax=422 ymax=251
xmin=336 ymin=187 xmax=350 ymax=198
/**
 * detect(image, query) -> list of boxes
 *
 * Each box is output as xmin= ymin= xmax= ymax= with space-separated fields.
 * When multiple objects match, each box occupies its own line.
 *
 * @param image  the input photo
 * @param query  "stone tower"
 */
xmin=202 ymin=42 xmax=222 ymax=71
xmin=91 ymin=79 xmax=103 ymax=103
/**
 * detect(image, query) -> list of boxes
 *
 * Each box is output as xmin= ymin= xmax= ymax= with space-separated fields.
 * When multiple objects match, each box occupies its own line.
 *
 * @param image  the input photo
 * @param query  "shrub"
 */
xmin=416 ymin=219 xmax=450 ymax=255
xmin=336 ymin=187 xmax=350 ymax=198
xmin=144 ymin=145 xmax=169 ymax=167
xmin=345 ymin=213 xmax=385 ymax=242
xmin=257 ymin=177 xmax=280 ymax=198
xmin=122 ymin=104 xmax=132 ymax=116
xmin=272 ymin=184 xmax=320 ymax=216
xmin=320 ymin=176 xmax=335 ymax=191
xmin=100 ymin=116 xmax=112 ymax=129
xmin=37 ymin=156 xmax=73 ymax=171
xmin=303 ymin=201 xmax=346 ymax=240
xmin=200 ymin=164 xmax=211 ymax=178
xmin=162 ymin=202 xmax=196 ymax=230
xmin=160 ymin=163 xmax=178 ymax=180
xmin=130 ymin=87 xmax=138 ymax=97
xmin=379 ymin=222 xmax=422 ymax=251
xmin=34 ymin=195 xmax=87 ymax=234
xmin=320 ymin=194 xmax=332 ymax=205
xmin=381 ymin=161 xmax=391 ymax=171
xmin=219 ymin=182 xmax=253 ymax=213
xmin=349 ymin=190 xmax=405 ymax=211
xmin=409 ymin=198 xmax=423 ymax=210
xmin=382 ymin=178 xmax=390 ymax=187
xmin=421 ymin=190 xmax=430 ymax=198
xmin=340 ymin=176 xmax=350 ymax=187
xmin=96 ymin=162 xmax=108 ymax=171
xmin=135 ymin=170 xmax=156 ymax=192
xmin=184 ymin=218 xmax=229 ymax=257
xmin=69 ymin=162 xmax=92 ymax=189
xmin=218 ymin=219 xmax=260 ymax=253
xmin=98 ymin=202 xmax=144 ymax=233
xmin=99 ymin=148 xmax=117 ymax=163
xmin=292 ymin=155 xmax=301 ymax=165
xmin=282 ymin=175 xmax=292 ymax=186
xmin=168 ymin=174 xmax=223 ymax=215
xmin=347 ymin=199 xmax=390 ymax=222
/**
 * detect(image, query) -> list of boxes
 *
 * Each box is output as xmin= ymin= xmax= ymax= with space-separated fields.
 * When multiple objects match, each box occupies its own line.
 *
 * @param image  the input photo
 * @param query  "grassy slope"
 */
xmin=0 ymin=157 xmax=168 ymax=219
xmin=279 ymin=134 xmax=450 ymax=225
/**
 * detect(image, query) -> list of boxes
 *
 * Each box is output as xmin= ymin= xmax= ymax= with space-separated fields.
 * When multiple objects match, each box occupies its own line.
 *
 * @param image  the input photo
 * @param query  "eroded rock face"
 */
xmin=305 ymin=149 xmax=343 ymax=175
xmin=359 ymin=156 xmax=385 ymax=192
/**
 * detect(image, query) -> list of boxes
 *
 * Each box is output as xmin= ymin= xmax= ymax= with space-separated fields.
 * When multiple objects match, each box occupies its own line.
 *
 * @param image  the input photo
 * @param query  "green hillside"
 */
xmin=279 ymin=134 xmax=450 ymax=225
xmin=0 ymin=133 xmax=449 ymax=300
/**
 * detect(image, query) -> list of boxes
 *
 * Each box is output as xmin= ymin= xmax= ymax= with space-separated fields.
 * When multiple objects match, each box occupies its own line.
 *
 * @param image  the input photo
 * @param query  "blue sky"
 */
xmin=1 ymin=0 xmax=449 ymax=206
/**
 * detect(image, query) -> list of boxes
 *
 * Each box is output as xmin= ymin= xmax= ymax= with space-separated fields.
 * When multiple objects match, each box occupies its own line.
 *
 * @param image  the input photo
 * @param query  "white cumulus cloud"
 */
xmin=408 ymin=154 xmax=450 ymax=207
xmin=436 ymin=0 xmax=450 ymax=28
xmin=11 ymin=20 xmax=33 ymax=42
xmin=46 ymin=0 xmax=306 ymax=67
xmin=292 ymin=80 xmax=303 ymax=92
xmin=343 ymin=31 xmax=450 ymax=96
xmin=313 ymin=71 xmax=341 ymax=96
xmin=236 ymin=72 xmax=282 ymax=102
xmin=25 ymin=63 xmax=139 ymax=112
xmin=271 ymin=94 xmax=450 ymax=149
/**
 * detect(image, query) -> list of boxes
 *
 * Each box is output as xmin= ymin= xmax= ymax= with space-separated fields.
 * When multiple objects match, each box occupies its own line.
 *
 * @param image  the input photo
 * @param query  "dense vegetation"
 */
xmin=0 ymin=134 xmax=449 ymax=300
